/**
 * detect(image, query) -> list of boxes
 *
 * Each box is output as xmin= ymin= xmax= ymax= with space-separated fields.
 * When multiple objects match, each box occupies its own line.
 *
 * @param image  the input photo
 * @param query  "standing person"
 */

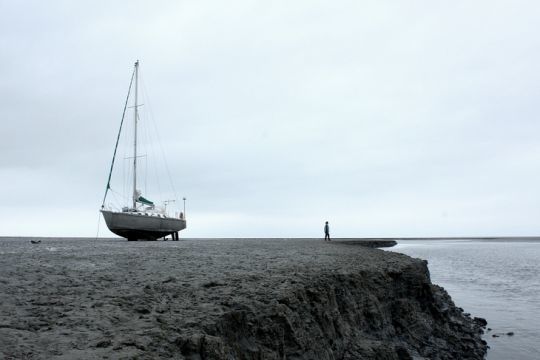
xmin=324 ymin=221 xmax=331 ymax=241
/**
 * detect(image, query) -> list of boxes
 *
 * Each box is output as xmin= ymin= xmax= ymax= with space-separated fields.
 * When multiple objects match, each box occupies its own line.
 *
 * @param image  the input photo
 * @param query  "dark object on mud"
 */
xmin=332 ymin=239 xmax=398 ymax=248
xmin=203 ymin=280 xmax=226 ymax=288
xmin=474 ymin=317 xmax=488 ymax=327
xmin=134 ymin=306 xmax=151 ymax=315
xmin=492 ymin=331 xmax=514 ymax=338
xmin=161 ymin=276 xmax=177 ymax=284
xmin=95 ymin=339 xmax=112 ymax=348
xmin=30 ymin=240 xmax=41 ymax=244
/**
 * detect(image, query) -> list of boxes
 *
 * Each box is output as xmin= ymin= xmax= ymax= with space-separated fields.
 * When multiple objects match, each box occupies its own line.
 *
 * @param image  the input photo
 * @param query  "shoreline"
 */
xmin=2 ymin=235 xmax=540 ymax=241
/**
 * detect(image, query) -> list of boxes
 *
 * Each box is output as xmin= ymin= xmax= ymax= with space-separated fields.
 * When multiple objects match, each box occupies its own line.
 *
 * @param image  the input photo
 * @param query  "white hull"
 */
xmin=101 ymin=210 xmax=186 ymax=240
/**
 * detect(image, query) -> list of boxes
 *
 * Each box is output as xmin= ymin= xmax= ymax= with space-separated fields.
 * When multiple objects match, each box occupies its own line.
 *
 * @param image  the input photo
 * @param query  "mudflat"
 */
xmin=0 ymin=238 xmax=486 ymax=359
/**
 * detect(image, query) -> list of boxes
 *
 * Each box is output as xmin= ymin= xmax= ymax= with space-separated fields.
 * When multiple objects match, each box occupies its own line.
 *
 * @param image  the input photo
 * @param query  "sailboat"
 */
xmin=100 ymin=60 xmax=186 ymax=241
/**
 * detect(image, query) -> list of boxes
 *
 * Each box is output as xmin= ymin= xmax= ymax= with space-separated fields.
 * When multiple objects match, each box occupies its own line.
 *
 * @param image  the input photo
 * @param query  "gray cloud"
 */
xmin=2 ymin=1 xmax=540 ymax=237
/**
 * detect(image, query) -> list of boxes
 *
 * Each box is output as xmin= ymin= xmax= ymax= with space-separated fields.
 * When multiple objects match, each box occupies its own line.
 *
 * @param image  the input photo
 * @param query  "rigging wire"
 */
xmin=103 ymin=66 xmax=182 ymax=214
xmin=141 ymin=104 xmax=163 ymax=206
xmin=140 ymin=74 xmax=180 ymax=206
xmin=97 ymin=64 xmax=136 ymax=243
xmin=145 ymin=146 xmax=148 ymax=198
xmin=101 ymin=66 xmax=136 ymax=207
xmin=122 ymin=152 xmax=126 ymax=207
xmin=109 ymin=188 xmax=127 ymax=210
xmin=138 ymin=111 xmax=152 ymax=199
xmin=123 ymin=118 xmax=133 ymax=208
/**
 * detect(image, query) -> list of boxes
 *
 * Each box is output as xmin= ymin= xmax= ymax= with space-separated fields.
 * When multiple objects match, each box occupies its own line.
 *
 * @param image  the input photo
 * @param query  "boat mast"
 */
xmin=132 ymin=60 xmax=139 ymax=210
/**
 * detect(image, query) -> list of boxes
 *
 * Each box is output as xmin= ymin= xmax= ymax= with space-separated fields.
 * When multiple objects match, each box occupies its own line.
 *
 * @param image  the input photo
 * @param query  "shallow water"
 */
xmin=390 ymin=239 xmax=540 ymax=360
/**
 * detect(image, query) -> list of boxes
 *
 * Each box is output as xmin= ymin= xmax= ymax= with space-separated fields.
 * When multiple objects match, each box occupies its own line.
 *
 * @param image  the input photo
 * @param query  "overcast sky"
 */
xmin=2 ymin=1 xmax=540 ymax=238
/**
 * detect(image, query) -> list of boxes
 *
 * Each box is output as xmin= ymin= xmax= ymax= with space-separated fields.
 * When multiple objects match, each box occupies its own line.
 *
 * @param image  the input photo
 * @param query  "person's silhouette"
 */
xmin=324 ymin=221 xmax=331 ymax=241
